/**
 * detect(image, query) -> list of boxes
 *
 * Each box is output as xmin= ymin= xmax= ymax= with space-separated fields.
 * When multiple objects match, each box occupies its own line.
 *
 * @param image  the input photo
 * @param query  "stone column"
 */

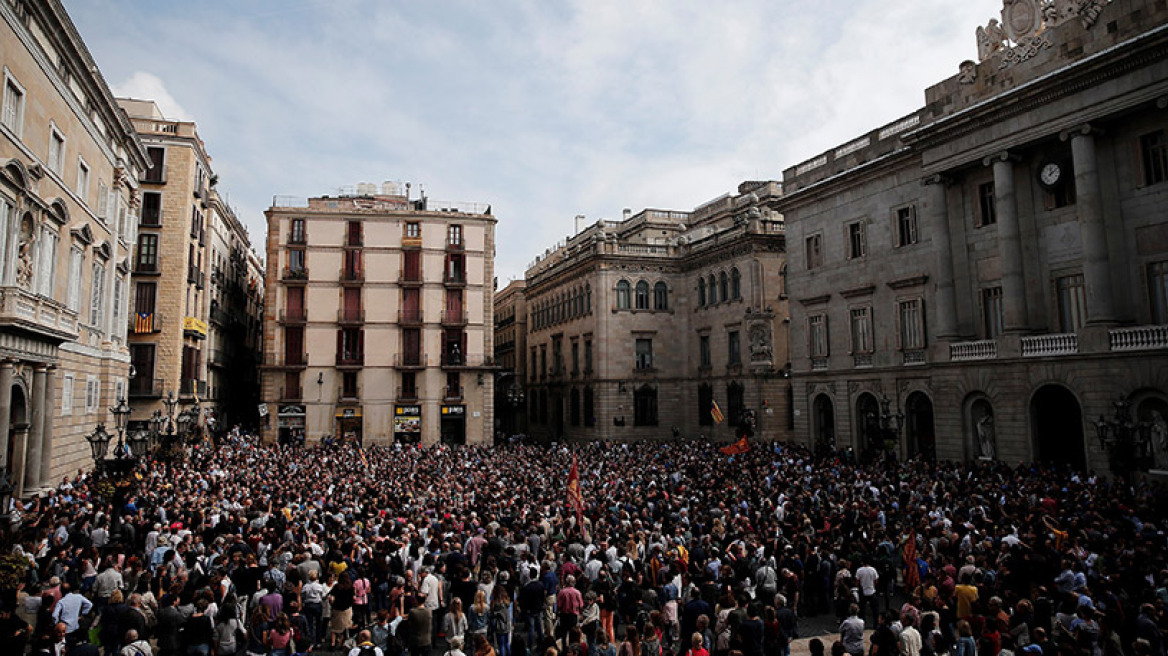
xmin=38 ymin=367 xmax=55 ymax=488
xmin=1064 ymin=125 xmax=1116 ymax=324
xmin=985 ymin=152 xmax=1029 ymax=332
xmin=23 ymin=366 xmax=46 ymax=491
xmin=925 ymin=175 xmax=959 ymax=340
xmin=0 ymin=361 xmax=13 ymax=470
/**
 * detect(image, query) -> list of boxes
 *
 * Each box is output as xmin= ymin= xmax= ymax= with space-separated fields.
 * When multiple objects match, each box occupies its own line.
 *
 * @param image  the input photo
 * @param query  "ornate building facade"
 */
xmin=261 ymin=185 xmax=496 ymax=446
xmin=1 ymin=0 xmax=146 ymax=494
xmin=783 ymin=0 xmax=1168 ymax=472
xmin=523 ymin=182 xmax=790 ymax=443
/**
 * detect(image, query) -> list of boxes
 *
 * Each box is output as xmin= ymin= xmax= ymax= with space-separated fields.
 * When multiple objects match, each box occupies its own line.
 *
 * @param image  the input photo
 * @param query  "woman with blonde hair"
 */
xmin=445 ymin=597 xmax=469 ymax=645
xmin=468 ymin=589 xmax=490 ymax=636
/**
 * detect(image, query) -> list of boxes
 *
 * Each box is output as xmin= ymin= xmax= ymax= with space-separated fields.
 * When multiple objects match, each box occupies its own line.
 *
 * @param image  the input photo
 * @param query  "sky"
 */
xmin=67 ymin=0 xmax=996 ymax=283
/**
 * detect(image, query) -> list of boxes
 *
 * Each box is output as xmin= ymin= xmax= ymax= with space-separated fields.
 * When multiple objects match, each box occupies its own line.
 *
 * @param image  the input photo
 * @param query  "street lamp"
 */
xmin=1095 ymin=396 xmax=1153 ymax=479
xmin=878 ymin=395 xmax=905 ymax=463
xmin=85 ymin=423 xmax=112 ymax=466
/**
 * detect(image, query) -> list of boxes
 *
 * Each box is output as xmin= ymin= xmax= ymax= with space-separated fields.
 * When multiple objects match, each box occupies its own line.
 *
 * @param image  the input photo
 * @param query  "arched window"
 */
xmin=585 ymin=285 xmax=592 ymax=314
xmin=653 ymin=281 xmax=668 ymax=310
xmin=616 ymin=280 xmax=631 ymax=309
xmin=707 ymin=275 xmax=717 ymax=304
xmin=635 ymin=281 xmax=650 ymax=309
xmin=731 ymin=267 xmax=741 ymax=300
xmin=720 ymin=271 xmax=729 ymax=302
xmin=697 ymin=278 xmax=706 ymax=306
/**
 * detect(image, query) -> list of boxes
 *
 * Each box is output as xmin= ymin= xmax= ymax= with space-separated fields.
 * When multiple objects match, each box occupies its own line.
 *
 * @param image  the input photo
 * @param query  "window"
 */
xmin=850 ymin=307 xmax=873 ymax=354
xmin=730 ymin=268 xmax=741 ymax=300
xmin=36 ymin=226 xmax=58 ymax=297
xmin=76 ymin=159 xmax=90 ymax=200
xmin=847 ymin=221 xmax=867 ymax=259
xmin=405 ymin=221 xmax=421 ymax=239
xmin=1055 ymin=274 xmax=1086 ymax=333
xmin=112 ymin=276 xmax=124 ymax=338
xmin=141 ymin=192 xmax=162 ymax=226
xmin=1150 ymin=261 xmax=1168 ymax=324
xmin=727 ymin=382 xmax=745 ymax=426
xmin=634 ymin=385 xmax=658 ymax=426
xmin=978 ymin=182 xmax=996 ymax=226
xmin=584 ymin=340 xmax=593 ymax=373
xmin=895 ymin=206 xmax=918 ymax=247
xmin=809 ymin=314 xmax=829 ymax=358
xmin=654 ymin=282 xmax=668 ymax=310
xmin=699 ymin=335 xmax=711 ymax=368
xmin=66 ymin=247 xmax=82 ymax=310
xmin=697 ymin=278 xmax=706 ymax=306
xmin=584 ymin=386 xmax=595 ymax=427
xmin=728 ymin=330 xmax=741 ymax=365
xmin=400 ymin=372 xmax=417 ymax=398
xmin=289 ymin=218 xmax=306 ymax=243
xmin=48 ymin=128 xmax=65 ymax=175
xmin=136 ymin=234 xmax=158 ymax=272
xmin=1044 ymin=171 xmax=1076 ymax=210
xmin=698 ymin=383 xmax=713 ymax=426
xmin=571 ymin=341 xmax=580 ymax=375
xmin=143 ymin=146 xmax=165 ymax=183
xmin=720 ymin=272 xmax=729 ymax=302
xmin=2 ymin=76 xmax=25 ymax=136
xmin=805 ymin=234 xmax=823 ymax=269
xmin=61 ymin=374 xmax=74 ymax=415
xmin=346 ymin=221 xmax=362 ymax=247
xmin=632 ymin=280 xmax=649 ymax=309
xmin=448 ymin=224 xmax=463 ymax=246
xmin=85 ymin=375 xmax=99 ymax=414
xmin=570 ymin=388 xmax=581 ymax=427
xmin=1141 ymin=130 xmax=1168 ymax=187
xmin=342 ymin=372 xmax=358 ymax=398
xmin=635 ymin=338 xmax=653 ymax=370
xmin=284 ymin=326 xmax=305 ymax=365
xmin=897 ymin=299 xmax=926 ymax=350
xmin=287 ymin=249 xmax=305 ymax=273
xmin=616 ymin=280 xmax=631 ymax=309
xmin=130 ymin=344 xmax=155 ymax=395
xmin=982 ymin=287 xmax=1004 ymax=338
xmin=97 ymin=181 xmax=109 ymax=219
xmin=707 ymin=275 xmax=717 ymax=304
xmin=89 ymin=262 xmax=105 ymax=327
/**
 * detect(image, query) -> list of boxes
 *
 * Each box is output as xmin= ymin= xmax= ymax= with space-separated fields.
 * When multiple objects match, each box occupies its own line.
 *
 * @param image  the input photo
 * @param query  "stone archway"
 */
xmin=812 ymin=394 xmax=835 ymax=454
xmin=905 ymin=391 xmax=936 ymax=461
xmin=1030 ymin=384 xmax=1086 ymax=470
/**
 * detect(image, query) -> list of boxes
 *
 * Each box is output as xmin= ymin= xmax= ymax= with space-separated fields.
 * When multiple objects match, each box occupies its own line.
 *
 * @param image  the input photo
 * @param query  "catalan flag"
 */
xmin=357 ymin=444 xmax=369 ymax=470
xmin=567 ymin=454 xmax=587 ymax=540
xmin=711 ymin=399 xmax=725 ymax=424
xmin=720 ymin=436 xmax=750 ymax=456
xmin=903 ymin=530 xmax=921 ymax=590
xmin=134 ymin=312 xmax=154 ymax=333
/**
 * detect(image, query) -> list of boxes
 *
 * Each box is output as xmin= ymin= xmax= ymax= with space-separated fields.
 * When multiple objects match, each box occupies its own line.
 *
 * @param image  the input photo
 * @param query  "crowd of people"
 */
xmin=1 ymin=429 xmax=1167 ymax=656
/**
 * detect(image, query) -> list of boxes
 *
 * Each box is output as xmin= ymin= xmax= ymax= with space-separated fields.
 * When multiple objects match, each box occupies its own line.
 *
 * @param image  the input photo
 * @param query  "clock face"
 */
xmin=1040 ymin=162 xmax=1062 ymax=187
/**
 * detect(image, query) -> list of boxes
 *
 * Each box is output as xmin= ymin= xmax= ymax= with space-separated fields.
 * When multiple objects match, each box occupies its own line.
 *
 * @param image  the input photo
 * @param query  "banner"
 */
xmin=711 ymin=400 xmax=725 ymax=424
xmin=720 ymin=436 xmax=750 ymax=455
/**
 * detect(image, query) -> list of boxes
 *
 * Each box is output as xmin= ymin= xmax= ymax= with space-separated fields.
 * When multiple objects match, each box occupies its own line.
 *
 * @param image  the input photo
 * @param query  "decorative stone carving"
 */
xmin=1002 ymin=0 xmax=1043 ymax=41
xmin=748 ymin=319 xmax=773 ymax=364
xmin=971 ymin=398 xmax=996 ymax=459
xmin=999 ymin=33 xmax=1053 ymax=69
xmin=977 ymin=19 xmax=1007 ymax=61
xmin=16 ymin=218 xmax=34 ymax=290
xmin=958 ymin=60 xmax=978 ymax=85
xmin=1078 ymin=0 xmax=1107 ymax=28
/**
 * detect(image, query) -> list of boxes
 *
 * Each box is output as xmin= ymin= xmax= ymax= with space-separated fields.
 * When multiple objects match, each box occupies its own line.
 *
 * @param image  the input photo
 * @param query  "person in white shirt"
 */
xmin=856 ymin=560 xmax=880 ymax=626
xmin=899 ymin=614 xmax=922 ymax=656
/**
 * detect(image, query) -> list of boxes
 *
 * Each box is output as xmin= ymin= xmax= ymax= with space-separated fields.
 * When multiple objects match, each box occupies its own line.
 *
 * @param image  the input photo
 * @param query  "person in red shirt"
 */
xmin=684 ymin=631 xmax=710 ymax=656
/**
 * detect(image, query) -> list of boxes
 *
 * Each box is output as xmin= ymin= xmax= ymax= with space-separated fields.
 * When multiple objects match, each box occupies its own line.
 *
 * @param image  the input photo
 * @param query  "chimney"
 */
xmin=622 ymin=208 xmax=632 ymax=220
xmin=574 ymin=214 xmax=587 ymax=235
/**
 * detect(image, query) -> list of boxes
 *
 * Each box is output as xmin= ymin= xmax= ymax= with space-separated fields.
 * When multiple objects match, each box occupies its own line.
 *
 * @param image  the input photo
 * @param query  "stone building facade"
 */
xmin=493 ymin=279 xmax=527 ymax=438
xmin=783 ymin=0 xmax=1168 ymax=472
xmin=1 ymin=0 xmax=147 ymax=495
xmin=261 ymin=185 xmax=496 ymax=446
xmin=523 ymin=182 xmax=789 ymax=443
xmin=120 ymin=100 xmax=217 ymax=432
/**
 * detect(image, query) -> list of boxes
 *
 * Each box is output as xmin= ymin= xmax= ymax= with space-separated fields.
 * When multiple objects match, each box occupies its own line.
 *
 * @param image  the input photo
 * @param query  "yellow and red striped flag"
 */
xmin=711 ymin=400 xmax=725 ymax=424
xmin=134 ymin=312 xmax=153 ymax=333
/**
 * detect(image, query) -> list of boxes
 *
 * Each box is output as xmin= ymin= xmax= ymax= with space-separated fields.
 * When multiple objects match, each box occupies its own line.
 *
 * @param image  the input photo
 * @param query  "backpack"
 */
xmin=491 ymin=607 xmax=509 ymax=635
xmin=359 ymin=645 xmax=380 ymax=656
xmin=642 ymin=636 xmax=662 ymax=656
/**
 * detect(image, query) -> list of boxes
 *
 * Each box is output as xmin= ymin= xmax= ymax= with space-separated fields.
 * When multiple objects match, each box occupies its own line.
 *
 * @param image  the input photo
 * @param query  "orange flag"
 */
xmin=720 ymin=436 xmax=750 ymax=455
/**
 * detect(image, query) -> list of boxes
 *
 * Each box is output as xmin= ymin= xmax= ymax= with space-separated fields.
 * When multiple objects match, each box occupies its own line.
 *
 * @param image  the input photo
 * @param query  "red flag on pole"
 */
xmin=719 ymin=436 xmax=750 ymax=455
xmin=903 ymin=530 xmax=921 ymax=590
xmin=567 ymin=455 xmax=586 ymax=539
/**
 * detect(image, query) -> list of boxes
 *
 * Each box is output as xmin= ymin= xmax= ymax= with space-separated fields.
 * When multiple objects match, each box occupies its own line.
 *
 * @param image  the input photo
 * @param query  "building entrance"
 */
xmin=1030 ymin=385 xmax=1085 ymax=469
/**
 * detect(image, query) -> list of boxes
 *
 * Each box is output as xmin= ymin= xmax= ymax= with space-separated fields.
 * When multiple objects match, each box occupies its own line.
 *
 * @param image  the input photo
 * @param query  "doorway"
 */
xmin=1030 ymin=384 xmax=1085 ymax=469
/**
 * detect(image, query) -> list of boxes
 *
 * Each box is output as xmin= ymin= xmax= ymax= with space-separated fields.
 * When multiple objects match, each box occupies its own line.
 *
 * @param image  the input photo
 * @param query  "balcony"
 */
xmin=339 ymin=267 xmax=364 ymax=283
xmin=134 ymin=260 xmax=160 ymax=275
xmin=128 ymin=311 xmax=164 ymax=334
xmin=446 ymin=240 xmax=464 ymax=251
xmin=902 ymin=349 xmax=927 ymax=366
xmin=398 ymin=269 xmax=423 ymax=285
xmin=281 ymin=267 xmax=309 ymax=282
xmin=441 ymin=353 xmax=495 ymax=369
xmin=337 ymin=309 xmax=365 ymax=325
xmin=0 ymin=286 xmax=79 ymax=341
xmin=283 ymin=352 xmax=308 ymax=368
xmin=128 ymin=378 xmax=164 ymax=399
xmin=179 ymin=379 xmax=207 ymax=399
xmin=444 ymin=385 xmax=463 ymax=401
xmin=288 ymin=232 xmax=307 ymax=246
xmin=279 ymin=308 xmax=307 ymax=323
xmin=396 ymin=385 xmax=418 ymax=401
xmin=394 ymin=353 xmax=427 ymax=369
xmin=440 ymin=309 xmax=468 ymax=326
xmin=444 ymin=271 xmax=467 ymax=286
xmin=398 ymin=308 xmax=423 ymax=325
xmin=1021 ymin=333 xmax=1078 ymax=357
xmin=950 ymin=340 xmax=997 ymax=361
xmin=209 ymin=302 xmax=231 ymax=326
xmin=810 ymin=357 xmax=829 ymax=371
xmin=345 ymin=235 xmax=364 ymax=248
xmin=402 ymin=235 xmax=422 ymax=249
xmin=336 ymin=352 xmax=365 ymax=367
xmin=853 ymin=353 xmax=873 ymax=368
xmin=1110 ymin=324 xmax=1168 ymax=352
xmin=338 ymin=386 xmax=360 ymax=401
xmin=281 ymin=386 xmax=302 ymax=402
xmin=209 ymin=349 xmax=228 ymax=368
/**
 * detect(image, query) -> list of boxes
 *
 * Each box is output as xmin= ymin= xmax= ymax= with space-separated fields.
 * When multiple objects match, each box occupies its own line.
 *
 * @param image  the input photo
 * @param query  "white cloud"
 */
xmin=110 ymin=71 xmax=194 ymax=122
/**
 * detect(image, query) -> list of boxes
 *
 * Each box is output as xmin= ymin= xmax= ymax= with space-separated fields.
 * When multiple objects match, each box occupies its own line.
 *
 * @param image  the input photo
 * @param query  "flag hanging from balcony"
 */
xmin=134 ymin=312 xmax=153 ymax=333
xmin=720 ymin=436 xmax=750 ymax=456
xmin=711 ymin=399 xmax=725 ymax=424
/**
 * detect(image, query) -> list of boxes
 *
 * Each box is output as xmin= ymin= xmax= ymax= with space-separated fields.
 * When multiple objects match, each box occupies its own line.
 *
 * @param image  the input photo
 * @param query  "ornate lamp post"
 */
xmin=878 ymin=395 xmax=905 ymax=463
xmin=85 ymin=397 xmax=141 ymax=535
xmin=1095 ymin=396 xmax=1153 ymax=479
xmin=154 ymin=391 xmax=183 ymax=458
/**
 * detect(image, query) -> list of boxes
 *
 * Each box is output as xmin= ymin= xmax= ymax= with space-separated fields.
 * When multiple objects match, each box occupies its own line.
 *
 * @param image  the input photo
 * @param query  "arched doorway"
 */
xmin=1136 ymin=394 xmax=1168 ymax=471
xmin=6 ymin=383 xmax=26 ymax=470
xmin=1030 ymin=384 xmax=1085 ymax=470
xmin=905 ymin=391 xmax=936 ymax=461
xmin=812 ymin=394 xmax=835 ymax=454
xmin=856 ymin=392 xmax=881 ymax=458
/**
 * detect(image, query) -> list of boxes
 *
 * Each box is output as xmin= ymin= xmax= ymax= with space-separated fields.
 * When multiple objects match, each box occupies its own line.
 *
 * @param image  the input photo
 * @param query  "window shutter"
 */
xmin=357 ymin=330 xmax=365 ymax=359
xmin=895 ymin=302 xmax=904 ymax=350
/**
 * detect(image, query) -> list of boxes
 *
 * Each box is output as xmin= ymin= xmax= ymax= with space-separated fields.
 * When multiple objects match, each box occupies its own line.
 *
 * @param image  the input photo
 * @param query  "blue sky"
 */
xmin=67 ymin=0 xmax=993 ymax=282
